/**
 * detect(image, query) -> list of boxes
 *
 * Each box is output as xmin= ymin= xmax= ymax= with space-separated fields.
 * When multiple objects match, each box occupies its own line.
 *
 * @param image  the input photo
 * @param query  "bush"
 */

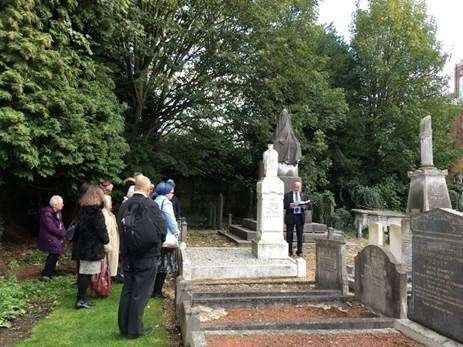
xmin=332 ymin=208 xmax=354 ymax=231
xmin=351 ymin=185 xmax=384 ymax=209
xmin=312 ymin=191 xmax=336 ymax=225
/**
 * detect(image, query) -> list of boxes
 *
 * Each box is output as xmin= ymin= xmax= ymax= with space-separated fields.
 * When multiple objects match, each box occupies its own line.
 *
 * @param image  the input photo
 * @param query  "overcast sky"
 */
xmin=318 ymin=0 xmax=463 ymax=92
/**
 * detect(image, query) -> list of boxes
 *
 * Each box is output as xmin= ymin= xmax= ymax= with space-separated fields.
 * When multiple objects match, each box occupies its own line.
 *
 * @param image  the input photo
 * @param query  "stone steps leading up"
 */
xmin=217 ymin=230 xmax=252 ymax=247
xmin=228 ymin=224 xmax=257 ymax=240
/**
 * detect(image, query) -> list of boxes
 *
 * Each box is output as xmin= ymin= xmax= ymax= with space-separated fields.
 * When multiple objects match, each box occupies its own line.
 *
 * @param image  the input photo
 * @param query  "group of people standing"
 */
xmin=37 ymin=174 xmax=181 ymax=339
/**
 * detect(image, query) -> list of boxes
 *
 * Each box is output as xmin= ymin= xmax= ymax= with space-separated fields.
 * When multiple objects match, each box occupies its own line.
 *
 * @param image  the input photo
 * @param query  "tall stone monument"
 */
xmin=407 ymin=116 xmax=451 ymax=214
xmin=252 ymin=144 xmax=289 ymax=259
xmin=405 ymin=116 xmax=452 ymax=270
xmin=273 ymin=109 xmax=302 ymax=194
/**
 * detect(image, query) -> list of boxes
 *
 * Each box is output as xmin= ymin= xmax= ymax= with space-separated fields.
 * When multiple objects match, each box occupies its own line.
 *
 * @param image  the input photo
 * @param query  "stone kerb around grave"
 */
xmin=409 ymin=208 xmax=463 ymax=343
xmin=355 ymin=245 xmax=407 ymax=319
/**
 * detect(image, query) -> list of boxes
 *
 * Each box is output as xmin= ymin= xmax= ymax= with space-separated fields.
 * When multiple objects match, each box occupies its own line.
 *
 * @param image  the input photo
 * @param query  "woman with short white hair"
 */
xmin=38 ymin=195 xmax=65 ymax=281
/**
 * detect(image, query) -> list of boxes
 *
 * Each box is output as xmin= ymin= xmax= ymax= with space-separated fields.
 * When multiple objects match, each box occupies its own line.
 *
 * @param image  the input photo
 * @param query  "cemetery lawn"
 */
xmin=19 ymin=282 xmax=168 ymax=347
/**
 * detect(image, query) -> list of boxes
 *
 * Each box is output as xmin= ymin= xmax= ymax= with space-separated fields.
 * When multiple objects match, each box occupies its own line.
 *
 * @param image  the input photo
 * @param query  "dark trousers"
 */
xmin=77 ymin=274 xmax=91 ymax=301
xmin=42 ymin=253 xmax=60 ymax=277
xmin=286 ymin=214 xmax=304 ymax=254
xmin=152 ymin=272 xmax=167 ymax=296
xmin=118 ymin=256 xmax=158 ymax=338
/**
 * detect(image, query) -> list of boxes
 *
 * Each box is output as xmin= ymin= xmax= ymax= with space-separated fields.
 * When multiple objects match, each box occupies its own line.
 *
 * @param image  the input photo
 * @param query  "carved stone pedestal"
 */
xmin=407 ymin=166 xmax=451 ymax=214
xmin=252 ymin=176 xmax=288 ymax=259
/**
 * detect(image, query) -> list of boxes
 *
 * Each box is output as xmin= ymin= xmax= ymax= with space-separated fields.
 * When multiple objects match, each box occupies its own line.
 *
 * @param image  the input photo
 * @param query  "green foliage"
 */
xmin=329 ymin=0 xmax=463 ymax=210
xmin=0 ymin=275 xmax=74 ymax=328
xmin=351 ymin=185 xmax=384 ymax=209
xmin=312 ymin=190 xmax=336 ymax=225
xmin=0 ymin=276 xmax=26 ymax=328
xmin=0 ymin=0 xmax=128 ymax=182
xmin=332 ymin=208 xmax=354 ymax=232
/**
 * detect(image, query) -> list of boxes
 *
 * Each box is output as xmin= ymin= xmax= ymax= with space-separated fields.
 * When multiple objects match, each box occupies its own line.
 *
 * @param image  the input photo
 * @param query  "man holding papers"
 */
xmin=283 ymin=181 xmax=312 ymax=257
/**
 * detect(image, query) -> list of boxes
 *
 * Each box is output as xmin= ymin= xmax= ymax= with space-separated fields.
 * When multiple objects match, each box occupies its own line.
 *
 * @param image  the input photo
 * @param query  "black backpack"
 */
xmin=122 ymin=200 xmax=159 ymax=256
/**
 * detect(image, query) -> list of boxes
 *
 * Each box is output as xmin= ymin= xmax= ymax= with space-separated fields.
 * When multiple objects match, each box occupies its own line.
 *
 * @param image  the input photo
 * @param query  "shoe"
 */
xmin=151 ymin=292 xmax=167 ymax=299
xmin=40 ymin=276 xmax=51 ymax=282
xmin=75 ymin=300 xmax=93 ymax=309
xmin=114 ymin=274 xmax=125 ymax=283
xmin=126 ymin=327 xmax=154 ymax=339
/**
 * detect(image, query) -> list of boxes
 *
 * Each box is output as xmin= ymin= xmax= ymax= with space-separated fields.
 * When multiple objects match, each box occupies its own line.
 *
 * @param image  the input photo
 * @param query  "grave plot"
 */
xmin=178 ymin=279 xmax=423 ymax=347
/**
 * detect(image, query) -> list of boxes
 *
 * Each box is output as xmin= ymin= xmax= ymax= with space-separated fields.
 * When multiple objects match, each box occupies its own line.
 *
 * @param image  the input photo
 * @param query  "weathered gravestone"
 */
xmin=355 ymin=245 xmax=407 ymax=318
xmin=409 ymin=208 xmax=463 ymax=343
xmin=316 ymin=237 xmax=348 ymax=295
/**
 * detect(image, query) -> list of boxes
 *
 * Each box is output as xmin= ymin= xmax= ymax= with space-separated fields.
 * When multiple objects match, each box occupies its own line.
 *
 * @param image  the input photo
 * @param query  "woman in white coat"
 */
xmin=102 ymin=195 xmax=120 ymax=278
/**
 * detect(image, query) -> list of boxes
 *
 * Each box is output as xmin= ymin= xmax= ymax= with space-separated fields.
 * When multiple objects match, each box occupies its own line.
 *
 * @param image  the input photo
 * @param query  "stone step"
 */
xmin=192 ymin=292 xmax=344 ymax=307
xmin=242 ymin=218 xmax=257 ymax=231
xmin=201 ymin=317 xmax=395 ymax=331
xmin=217 ymin=230 xmax=251 ymax=247
xmin=229 ymin=224 xmax=256 ymax=240
xmin=193 ymin=289 xmax=340 ymax=299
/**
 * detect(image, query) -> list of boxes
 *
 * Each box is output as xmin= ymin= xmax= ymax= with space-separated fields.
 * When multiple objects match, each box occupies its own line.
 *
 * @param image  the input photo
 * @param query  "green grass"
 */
xmin=19 ymin=282 xmax=169 ymax=347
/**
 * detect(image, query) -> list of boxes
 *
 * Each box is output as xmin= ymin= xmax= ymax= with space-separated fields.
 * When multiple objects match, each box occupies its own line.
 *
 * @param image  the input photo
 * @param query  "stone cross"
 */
xmin=420 ymin=116 xmax=433 ymax=167
xmin=263 ymin=144 xmax=278 ymax=177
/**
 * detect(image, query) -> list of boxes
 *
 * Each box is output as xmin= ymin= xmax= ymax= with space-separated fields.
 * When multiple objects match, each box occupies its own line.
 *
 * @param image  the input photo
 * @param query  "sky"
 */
xmin=318 ymin=0 xmax=463 ymax=93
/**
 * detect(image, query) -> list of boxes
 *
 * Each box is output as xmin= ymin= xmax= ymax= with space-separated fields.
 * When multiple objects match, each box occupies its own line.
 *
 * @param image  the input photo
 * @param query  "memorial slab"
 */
xmin=315 ymin=238 xmax=348 ymax=295
xmin=355 ymin=245 xmax=407 ymax=318
xmin=409 ymin=208 xmax=463 ymax=343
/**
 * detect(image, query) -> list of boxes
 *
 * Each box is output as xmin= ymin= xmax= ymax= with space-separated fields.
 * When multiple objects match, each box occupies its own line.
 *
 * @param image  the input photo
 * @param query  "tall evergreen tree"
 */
xmin=0 ymin=0 xmax=128 ymax=184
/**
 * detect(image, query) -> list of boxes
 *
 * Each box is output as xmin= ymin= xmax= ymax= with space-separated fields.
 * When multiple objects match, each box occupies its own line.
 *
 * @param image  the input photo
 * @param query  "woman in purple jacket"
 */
xmin=38 ymin=195 xmax=65 ymax=281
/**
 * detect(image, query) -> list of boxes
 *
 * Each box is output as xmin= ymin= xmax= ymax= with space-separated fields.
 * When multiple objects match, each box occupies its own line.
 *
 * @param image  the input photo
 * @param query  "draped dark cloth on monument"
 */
xmin=272 ymin=109 xmax=302 ymax=165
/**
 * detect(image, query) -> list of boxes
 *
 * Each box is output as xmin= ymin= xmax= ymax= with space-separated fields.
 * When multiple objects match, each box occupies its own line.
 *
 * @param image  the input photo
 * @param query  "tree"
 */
xmin=340 ymin=0 xmax=462 ymax=208
xmin=0 ymin=0 xmax=128 ymax=184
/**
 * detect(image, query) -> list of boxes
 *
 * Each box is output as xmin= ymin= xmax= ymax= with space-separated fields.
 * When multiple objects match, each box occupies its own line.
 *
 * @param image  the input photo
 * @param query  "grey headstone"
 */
xmin=316 ymin=239 xmax=348 ymax=295
xmin=409 ymin=208 xmax=463 ymax=343
xmin=355 ymin=245 xmax=407 ymax=318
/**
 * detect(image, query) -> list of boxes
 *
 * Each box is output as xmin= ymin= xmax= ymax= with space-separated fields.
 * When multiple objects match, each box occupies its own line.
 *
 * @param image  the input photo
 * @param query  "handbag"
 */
xmin=90 ymin=256 xmax=112 ymax=297
xmin=159 ymin=199 xmax=179 ymax=249
xmin=65 ymin=222 xmax=78 ymax=241
xmin=162 ymin=232 xmax=178 ymax=249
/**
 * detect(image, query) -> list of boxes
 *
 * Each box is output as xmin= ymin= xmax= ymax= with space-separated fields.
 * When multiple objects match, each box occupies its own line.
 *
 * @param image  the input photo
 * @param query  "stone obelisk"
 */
xmin=407 ymin=116 xmax=451 ymax=213
xmin=403 ymin=116 xmax=451 ymax=271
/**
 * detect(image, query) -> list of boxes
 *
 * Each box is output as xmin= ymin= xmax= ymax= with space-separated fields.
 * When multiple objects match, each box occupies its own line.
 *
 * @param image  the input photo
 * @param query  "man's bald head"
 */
xmin=134 ymin=175 xmax=152 ymax=195
xmin=292 ymin=181 xmax=302 ymax=192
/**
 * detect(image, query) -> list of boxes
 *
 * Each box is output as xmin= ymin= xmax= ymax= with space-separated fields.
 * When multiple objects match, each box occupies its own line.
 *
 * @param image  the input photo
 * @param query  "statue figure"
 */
xmin=420 ymin=116 xmax=433 ymax=167
xmin=263 ymin=144 xmax=278 ymax=177
xmin=272 ymin=109 xmax=302 ymax=176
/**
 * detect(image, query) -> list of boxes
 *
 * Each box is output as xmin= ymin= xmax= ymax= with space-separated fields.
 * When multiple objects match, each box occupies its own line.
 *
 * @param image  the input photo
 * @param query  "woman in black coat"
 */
xmin=75 ymin=186 xmax=109 ymax=309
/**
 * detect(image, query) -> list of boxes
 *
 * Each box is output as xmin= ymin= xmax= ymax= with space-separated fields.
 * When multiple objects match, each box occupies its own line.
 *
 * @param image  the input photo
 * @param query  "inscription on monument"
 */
xmin=410 ymin=209 xmax=463 ymax=343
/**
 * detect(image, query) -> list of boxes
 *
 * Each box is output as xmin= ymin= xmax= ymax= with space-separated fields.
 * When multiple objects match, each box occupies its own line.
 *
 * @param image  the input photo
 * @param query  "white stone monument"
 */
xmin=252 ymin=144 xmax=289 ymax=259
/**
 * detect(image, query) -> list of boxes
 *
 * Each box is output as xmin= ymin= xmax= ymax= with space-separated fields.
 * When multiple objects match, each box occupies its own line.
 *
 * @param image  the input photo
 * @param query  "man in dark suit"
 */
xmin=284 ymin=181 xmax=312 ymax=256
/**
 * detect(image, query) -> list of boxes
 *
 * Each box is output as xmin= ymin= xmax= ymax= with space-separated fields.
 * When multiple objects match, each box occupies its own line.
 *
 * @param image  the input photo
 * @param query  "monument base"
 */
xmin=407 ymin=166 xmax=451 ymax=213
xmin=252 ymin=239 xmax=288 ymax=259
xmin=180 ymin=247 xmax=306 ymax=281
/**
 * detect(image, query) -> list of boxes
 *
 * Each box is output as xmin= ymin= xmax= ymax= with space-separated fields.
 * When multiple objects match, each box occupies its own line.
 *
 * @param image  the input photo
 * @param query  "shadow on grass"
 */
xmin=19 ymin=282 xmax=168 ymax=346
